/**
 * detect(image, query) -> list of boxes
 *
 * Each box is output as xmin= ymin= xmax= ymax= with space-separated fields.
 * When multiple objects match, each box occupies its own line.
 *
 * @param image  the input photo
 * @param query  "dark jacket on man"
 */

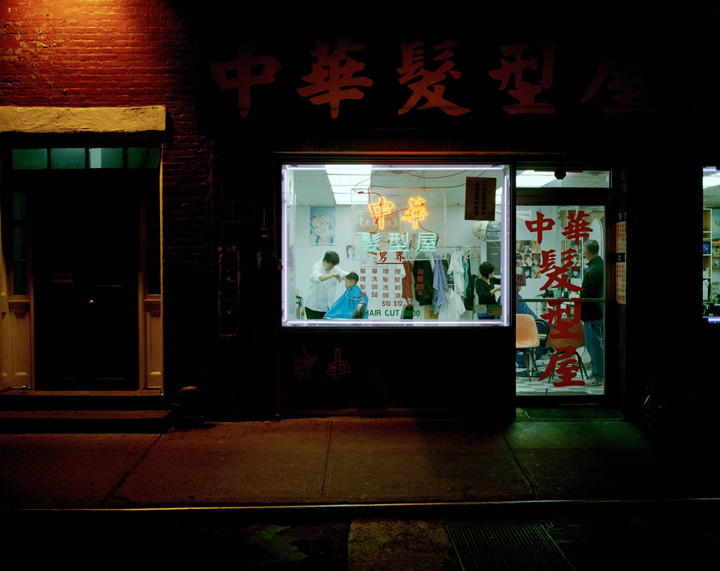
xmin=580 ymin=255 xmax=603 ymax=322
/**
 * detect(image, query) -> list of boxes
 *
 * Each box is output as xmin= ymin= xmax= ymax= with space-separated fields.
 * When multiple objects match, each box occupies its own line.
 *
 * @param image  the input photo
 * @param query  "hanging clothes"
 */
xmin=448 ymin=251 xmax=466 ymax=297
xmin=438 ymin=288 xmax=467 ymax=320
xmin=464 ymin=274 xmax=477 ymax=311
xmin=432 ymin=258 xmax=448 ymax=314
xmin=413 ymin=260 xmax=434 ymax=306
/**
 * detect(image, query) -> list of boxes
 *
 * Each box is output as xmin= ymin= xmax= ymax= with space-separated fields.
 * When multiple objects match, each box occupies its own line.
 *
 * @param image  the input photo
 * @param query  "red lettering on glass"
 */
xmin=562 ymin=210 xmax=593 ymax=243
xmin=489 ymin=42 xmax=557 ymax=114
xmin=539 ymin=346 xmax=585 ymax=386
xmin=296 ymin=37 xmax=374 ymax=119
xmin=538 ymin=248 xmax=583 ymax=292
xmin=525 ymin=212 xmax=556 ymax=244
xmin=397 ymin=40 xmax=470 ymax=116
xmin=209 ymin=45 xmax=282 ymax=119
xmin=580 ymin=55 xmax=655 ymax=114
xmin=542 ymin=300 xmax=583 ymax=339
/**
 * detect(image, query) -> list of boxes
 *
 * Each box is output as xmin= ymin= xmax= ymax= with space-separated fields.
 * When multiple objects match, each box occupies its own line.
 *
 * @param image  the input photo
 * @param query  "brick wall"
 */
xmin=0 ymin=0 xmax=214 ymax=400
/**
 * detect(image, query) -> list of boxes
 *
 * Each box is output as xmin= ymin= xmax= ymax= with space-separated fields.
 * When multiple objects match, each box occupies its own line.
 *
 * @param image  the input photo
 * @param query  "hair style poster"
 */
xmin=309 ymin=206 xmax=336 ymax=245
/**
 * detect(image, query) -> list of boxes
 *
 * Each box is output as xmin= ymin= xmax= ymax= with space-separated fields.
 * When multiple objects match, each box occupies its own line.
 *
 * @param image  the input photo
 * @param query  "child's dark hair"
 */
xmin=346 ymin=271 xmax=359 ymax=283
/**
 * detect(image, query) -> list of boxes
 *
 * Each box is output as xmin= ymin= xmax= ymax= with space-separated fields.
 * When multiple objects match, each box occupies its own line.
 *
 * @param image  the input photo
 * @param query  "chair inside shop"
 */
xmin=516 ymin=314 xmax=540 ymax=380
xmin=352 ymin=302 xmax=367 ymax=319
xmin=535 ymin=318 xmax=550 ymax=350
xmin=545 ymin=318 xmax=588 ymax=381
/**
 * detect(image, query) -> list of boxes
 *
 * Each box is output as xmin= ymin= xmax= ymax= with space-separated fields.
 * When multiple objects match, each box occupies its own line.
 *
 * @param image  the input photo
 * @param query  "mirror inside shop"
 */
xmin=704 ymin=167 xmax=720 ymax=322
xmin=281 ymin=163 xmax=607 ymax=396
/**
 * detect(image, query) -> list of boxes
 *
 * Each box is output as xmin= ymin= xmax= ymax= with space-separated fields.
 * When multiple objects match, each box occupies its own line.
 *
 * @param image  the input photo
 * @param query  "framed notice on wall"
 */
xmin=465 ymin=177 xmax=496 ymax=221
xmin=615 ymin=220 xmax=626 ymax=304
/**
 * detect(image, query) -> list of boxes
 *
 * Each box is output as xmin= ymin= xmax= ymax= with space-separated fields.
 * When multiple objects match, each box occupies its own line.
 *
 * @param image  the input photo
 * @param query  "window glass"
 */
xmin=11 ymin=190 xmax=28 ymax=295
xmin=703 ymin=167 xmax=720 ymax=321
xmin=11 ymin=149 xmax=47 ymax=170
xmin=50 ymin=148 xmax=86 ymax=169
xmin=89 ymin=148 xmax=123 ymax=169
xmin=516 ymin=169 xmax=610 ymax=188
xmin=127 ymin=147 xmax=160 ymax=169
xmin=282 ymin=163 xmax=511 ymax=327
xmin=515 ymin=205 xmax=606 ymax=396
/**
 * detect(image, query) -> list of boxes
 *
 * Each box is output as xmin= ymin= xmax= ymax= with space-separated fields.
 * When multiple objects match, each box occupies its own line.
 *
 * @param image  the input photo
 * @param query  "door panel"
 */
xmin=515 ymin=202 xmax=606 ymax=397
xmin=31 ymin=174 xmax=139 ymax=389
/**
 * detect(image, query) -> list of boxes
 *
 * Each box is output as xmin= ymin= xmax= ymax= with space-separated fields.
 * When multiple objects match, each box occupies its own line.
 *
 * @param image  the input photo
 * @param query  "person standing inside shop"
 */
xmin=305 ymin=251 xmax=349 ymax=319
xmin=580 ymin=239 xmax=604 ymax=385
xmin=476 ymin=261 xmax=501 ymax=319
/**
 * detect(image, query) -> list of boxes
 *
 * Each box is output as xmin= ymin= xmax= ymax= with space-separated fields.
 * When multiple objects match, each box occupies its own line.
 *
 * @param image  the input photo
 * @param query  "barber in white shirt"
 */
xmin=305 ymin=251 xmax=349 ymax=319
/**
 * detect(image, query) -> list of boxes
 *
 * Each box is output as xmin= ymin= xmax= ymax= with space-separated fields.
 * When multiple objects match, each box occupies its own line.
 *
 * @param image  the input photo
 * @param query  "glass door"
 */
xmin=515 ymin=168 xmax=609 ymax=397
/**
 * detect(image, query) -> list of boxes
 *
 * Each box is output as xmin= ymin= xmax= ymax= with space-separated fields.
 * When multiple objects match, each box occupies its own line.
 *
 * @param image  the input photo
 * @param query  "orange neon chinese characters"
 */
xmin=401 ymin=196 xmax=429 ymax=229
xmin=397 ymin=40 xmax=470 ymax=116
xmin=368 ymin=196 xmax=396 ymax=230
xmin=489 ymin=42 xmax=557 ymax=114
xmin=209 ymin=45 xmax=282 ymax=119
xmin=296 ymin=37 xmax=374 ymax=119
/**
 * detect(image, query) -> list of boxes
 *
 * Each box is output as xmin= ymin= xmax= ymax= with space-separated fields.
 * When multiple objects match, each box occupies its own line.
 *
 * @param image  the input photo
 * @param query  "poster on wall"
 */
xmin=309 ymin=207 xmax=336 ymax=245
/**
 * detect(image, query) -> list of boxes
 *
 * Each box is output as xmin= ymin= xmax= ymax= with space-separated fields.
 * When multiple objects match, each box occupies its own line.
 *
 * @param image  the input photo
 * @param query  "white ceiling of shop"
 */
xmin=290 ymin=167 xmax=611 ymax=207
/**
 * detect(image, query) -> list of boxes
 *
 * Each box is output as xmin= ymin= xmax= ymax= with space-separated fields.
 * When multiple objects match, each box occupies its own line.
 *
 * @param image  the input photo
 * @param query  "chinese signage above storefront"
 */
xmin=201 ymin=34 xmax=659 ymax=132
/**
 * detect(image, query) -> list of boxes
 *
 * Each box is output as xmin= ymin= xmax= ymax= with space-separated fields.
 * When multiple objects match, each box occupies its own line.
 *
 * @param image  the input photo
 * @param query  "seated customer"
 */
xmin=324 ymin=272 xmax=368 ymax=319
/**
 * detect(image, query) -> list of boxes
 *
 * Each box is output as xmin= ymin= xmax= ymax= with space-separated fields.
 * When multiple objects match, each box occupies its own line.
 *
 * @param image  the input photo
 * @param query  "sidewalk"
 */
xmin=1 ymin=408 xmax=716 ymax=510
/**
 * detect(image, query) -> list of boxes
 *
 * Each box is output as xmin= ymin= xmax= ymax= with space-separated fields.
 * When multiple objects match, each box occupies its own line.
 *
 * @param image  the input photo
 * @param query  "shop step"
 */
xmin=0 ymin=409 xmax=173 ymax=433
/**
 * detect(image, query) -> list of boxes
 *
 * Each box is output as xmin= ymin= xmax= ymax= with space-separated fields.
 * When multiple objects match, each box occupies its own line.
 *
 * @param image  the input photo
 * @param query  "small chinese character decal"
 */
xmin=297 ymin=37 xmax=374 ymax=119
xmin=397 ymin=40 xmax=470 ymax=116
xmin=326 ymin=347 xmax=351 ymax=380
xmin=210 ymin=45 xmax=282 ymax=119
xmin=292 ymin=347 xmax=318 ymax=380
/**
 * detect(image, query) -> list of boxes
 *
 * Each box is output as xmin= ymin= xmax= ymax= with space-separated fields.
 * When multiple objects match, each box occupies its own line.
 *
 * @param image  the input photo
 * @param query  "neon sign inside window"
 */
xmin=281 ymin=163 xmax=510 ymax=327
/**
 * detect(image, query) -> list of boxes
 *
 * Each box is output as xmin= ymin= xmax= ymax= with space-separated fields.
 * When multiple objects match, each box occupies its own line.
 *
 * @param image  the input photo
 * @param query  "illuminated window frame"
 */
xmin=703 ymin=166 xmax=720 ymax=323
xmin=281 ymin=163 xmax=512 ymax=328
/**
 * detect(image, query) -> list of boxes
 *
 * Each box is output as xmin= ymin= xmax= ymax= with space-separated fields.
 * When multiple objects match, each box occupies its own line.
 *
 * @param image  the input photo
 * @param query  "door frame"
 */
xmin=0 ymin=145 xmax=163 ymax=397
xmin=514 ymin=164 xmax=616 ymax=405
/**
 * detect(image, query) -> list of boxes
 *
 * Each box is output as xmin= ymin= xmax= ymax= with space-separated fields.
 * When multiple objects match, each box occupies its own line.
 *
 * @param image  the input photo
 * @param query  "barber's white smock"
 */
xmin=305 ymin=259 xmax=348 ymax=312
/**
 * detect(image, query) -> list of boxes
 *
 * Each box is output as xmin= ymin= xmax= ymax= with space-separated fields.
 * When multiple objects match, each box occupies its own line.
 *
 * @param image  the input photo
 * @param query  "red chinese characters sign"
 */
xmin=207 ymin=37 xmax=655 ymax=122
xmin=524 ymin=209 xmax=597 ymax=387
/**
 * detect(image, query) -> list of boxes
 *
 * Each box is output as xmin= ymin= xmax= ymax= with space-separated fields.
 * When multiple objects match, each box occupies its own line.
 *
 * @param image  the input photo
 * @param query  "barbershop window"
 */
xmin=281 ymin=163 xmax=511 ymax=327
xmin=703 ymin=166 xmax=720 ymax=322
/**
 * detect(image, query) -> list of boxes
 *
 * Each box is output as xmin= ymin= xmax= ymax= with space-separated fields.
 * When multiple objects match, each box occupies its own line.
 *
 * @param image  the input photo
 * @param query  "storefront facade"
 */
xmin=1 ymin=4 xmax=718 ymax=424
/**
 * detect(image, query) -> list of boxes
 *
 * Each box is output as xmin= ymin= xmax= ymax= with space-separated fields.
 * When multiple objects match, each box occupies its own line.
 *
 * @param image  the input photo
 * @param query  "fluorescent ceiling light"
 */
xmin=703 ymin=170 xmax=720 ymax=188
xmin=516 ymin=170 xmax=556 ymax=188
xmin=326 ymin=164 xmax=372 ymax=205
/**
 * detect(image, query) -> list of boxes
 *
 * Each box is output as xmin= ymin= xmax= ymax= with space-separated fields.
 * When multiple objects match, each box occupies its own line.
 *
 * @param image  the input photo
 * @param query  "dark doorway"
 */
xmin=30 ymin=172 xmax=140 ymax=390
